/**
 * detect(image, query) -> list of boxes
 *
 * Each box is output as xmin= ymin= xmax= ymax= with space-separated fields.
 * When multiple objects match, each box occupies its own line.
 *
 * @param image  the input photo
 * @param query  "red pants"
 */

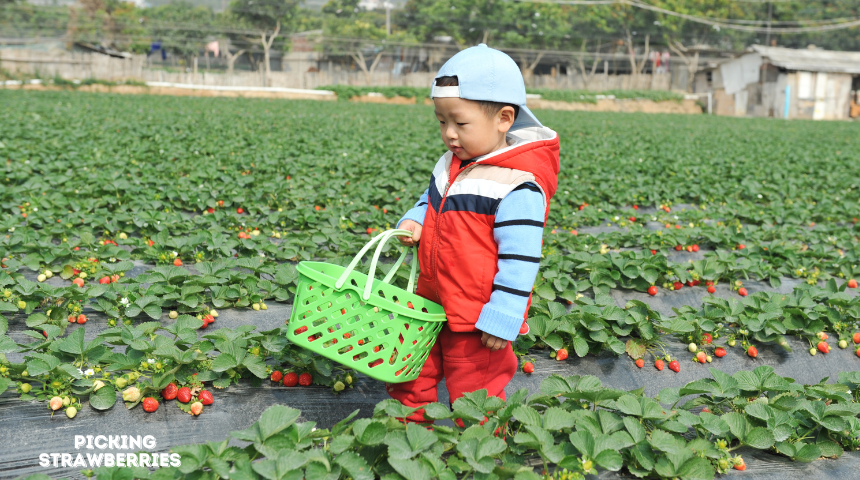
xmin=385 ymin=324 xmax=518 ymax=423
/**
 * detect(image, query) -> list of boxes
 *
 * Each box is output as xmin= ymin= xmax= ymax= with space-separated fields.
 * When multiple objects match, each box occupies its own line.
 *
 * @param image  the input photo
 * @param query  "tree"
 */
xmin=574 ymin=39 xmax=602 ymax=90
xmin=229 ymin=0 xmax=299 ymax=86
xmin=146 ymin=2 xmax=214 ymax=67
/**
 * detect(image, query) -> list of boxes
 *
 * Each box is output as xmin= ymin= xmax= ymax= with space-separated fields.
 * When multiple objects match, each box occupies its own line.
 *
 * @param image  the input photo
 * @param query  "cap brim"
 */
xmin=511 ymin=104 xmax=543 ymax=131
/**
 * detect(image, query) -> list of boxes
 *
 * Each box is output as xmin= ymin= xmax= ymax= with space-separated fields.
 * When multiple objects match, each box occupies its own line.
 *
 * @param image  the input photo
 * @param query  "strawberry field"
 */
xmin=1 ymin=89 xmax=860 ymax=480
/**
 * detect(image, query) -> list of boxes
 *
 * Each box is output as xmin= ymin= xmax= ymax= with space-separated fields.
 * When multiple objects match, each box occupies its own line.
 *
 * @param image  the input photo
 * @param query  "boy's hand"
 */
xmin=397 ymin=220 xmax=422 ymax=247
xmin=481 ymin=332 xmax=508 ymax=351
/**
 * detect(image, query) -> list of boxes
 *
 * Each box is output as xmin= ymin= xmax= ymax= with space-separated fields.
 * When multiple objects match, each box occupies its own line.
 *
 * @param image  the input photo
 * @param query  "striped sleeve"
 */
xmin=475 ymin=182 xmax=545 ymax=341
xmin=396 ymin=188 xmax=430 ymax=227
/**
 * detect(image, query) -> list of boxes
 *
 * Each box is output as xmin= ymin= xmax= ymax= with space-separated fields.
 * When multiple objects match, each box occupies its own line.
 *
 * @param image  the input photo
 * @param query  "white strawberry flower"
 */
xmin=120 ymin=297 xmax=130 ymax=305
xmin=148 ymin=359 xmax=155 ymax=364
xmin=8 ymin=227 xmax=13 ymax=232
xmin=33 ymin=207 xmax=37 ymax=211
xmin=171 ymin=251 xmax=178 ymax=257
xmin=84 ymin=368 xmax=95 ymax=377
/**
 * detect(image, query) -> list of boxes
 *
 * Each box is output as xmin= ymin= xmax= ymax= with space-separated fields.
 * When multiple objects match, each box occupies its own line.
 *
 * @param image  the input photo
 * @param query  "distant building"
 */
xmin=695 ymin=45 xmax=860 ymax=120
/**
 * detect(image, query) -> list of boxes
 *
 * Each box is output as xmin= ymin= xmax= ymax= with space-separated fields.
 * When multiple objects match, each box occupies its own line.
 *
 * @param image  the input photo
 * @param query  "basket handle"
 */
xmin=334 ymin=229 xmax=418 ymax=301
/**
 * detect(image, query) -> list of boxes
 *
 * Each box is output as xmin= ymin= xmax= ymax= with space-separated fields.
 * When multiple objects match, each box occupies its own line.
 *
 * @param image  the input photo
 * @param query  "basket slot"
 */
xmin=308 ymin=333 xmax=322 ymax=343
xmin=388 ymin=348 xmax=398 ymax=365
xmin=398 ymin=333 xmax=404 ymax=345
xmin=322 ymin=338 xmax=338 ymax=348
xmin=343 ymin=331 xmax=355 ymax=340
xmin=353 ymin=351 xmax=368 ymax=361
xmin=312 ymin=317 xmax=328 ymax=327
xmin=363 ymin=322 xmax=376 ymax=331
xmin=379 ymin=328 xmax=391 ymax=337
xmin=369 ymin=358 xmax=383 ymax=368
xmin=338 ymin=345 xmax=353 ymax=355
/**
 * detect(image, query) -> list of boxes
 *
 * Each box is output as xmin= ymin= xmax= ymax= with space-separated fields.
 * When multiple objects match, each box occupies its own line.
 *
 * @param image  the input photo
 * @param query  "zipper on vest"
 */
xmin=430 ymin=162 xmax=476 ymax=299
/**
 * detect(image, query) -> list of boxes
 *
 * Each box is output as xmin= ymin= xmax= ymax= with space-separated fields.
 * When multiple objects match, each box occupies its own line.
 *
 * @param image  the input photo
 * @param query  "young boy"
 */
xmin=391 ymin=43 xmax=560 ymax=423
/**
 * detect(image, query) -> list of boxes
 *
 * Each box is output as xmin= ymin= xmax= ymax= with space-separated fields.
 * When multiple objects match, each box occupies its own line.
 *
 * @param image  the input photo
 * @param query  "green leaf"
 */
xmin=744 ymin=427 xmax=775 ymax=449
xmin=89 ymin=385 xmax=117 ymax=410
xmin=334 ymin=451 xmax=374 ymax=480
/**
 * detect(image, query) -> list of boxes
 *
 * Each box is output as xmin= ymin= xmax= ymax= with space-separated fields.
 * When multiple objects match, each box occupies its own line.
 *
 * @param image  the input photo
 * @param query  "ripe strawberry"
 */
xmin=655 ymin=359 xmax=665 ymax=371
xmin=675 ymin=245 xmax=683 ymax=251
xmin=270 ymin=371 xmax=283 ymax=382
xmin=817 ymin=341 xmax=830 ymax=354
xmin=283 ymin=372 xmax=299 ymax=387
xmin=705 ymin=280 xmax=714 ymax=286
xmin=173 ymin=258 xmax=183 ymax=266
xmin=635 ymin=358 xmax=644 ymax=368
xmin=203 ymin=314 xmax=214 ymax=325
xmin=696 ymin=351 xmax=707 ymax=363
xmin=68 ymin=314 xmax=76 ymax=323
xmin=673 ymin=281 xmax=683 ymax=291
xmin=142 ymin=397 xmax=159 ymax=413
xmin=747 ymin=346 xmax=758 ymax=358
xmin=72 ymin=278 xmax=85 ymax=287
xmin=523 ymin=362 xmax=535 ymax=373
xmin=848 ymin=279 xmax=858 ymax=289
xmin=686 ymin=246 xmax=694 ymax=253
xmin=99 ymin=276 xmax=111 ymax=284
xmin=177 ymin=386 xmax=192 ymax=403
xmin=147 ymin=239 xmax=154 ymax=247
xmin=738 ymin=287 xmax=748 ymax=297
xmin=632 ymin=205 xmax=638 ymax=210
xmin=707 ymin=285 xmax=716 ymax=294
xmin=691 ymin=244 xmax=699 ymax=252
xmin=856 ymin=348 xmax=860 ymax=359
xmin=190 ymin=401 xmax=203 ymax=416
xmin=298 ymin=372 xmax=313 ymax=386
xmin=162 ymin=383 xmax=178 ymax=400
xmin=294 ymin=325 xmax=308 ymax=335
xmin=650 ymin=249 xmax=657 ymax=255
xmin=737 ymin=244 xmax=746 ymax=250
xmin=701 ymin=407 xmax=711 ymax=413
xmin=629 ymin=217 xmax=636 ymax=222
xmin=714 ymin=347 xmax=727 ymax=358
xmin=217 ymin=200 xmax=224 ymax=206
xmin=207 ymin=207 xmax=215 ymax=214
xmin=236 ymin=208 xmax=243 ymax=214
xmin=853 ymin=332 xmax=860 ymax=344
xmin=198 ymin=390 xmax=213 ymax=405
xmin=734 ymin=458 xmax=746 ymax=471
xmin=702 ymin=333 xmax=713 ymax=344
xmin=668 ymin=360 xmax=680 ymax=372
xmin=77 ymin=314 xmax=87 ymax=324
xmin=556 ymin=348 xmax=569 ymax=361
xmin=111 ymin=274 xmax=120 ymax=283
xmin=648 ymin=286 xmax=658 ymax=296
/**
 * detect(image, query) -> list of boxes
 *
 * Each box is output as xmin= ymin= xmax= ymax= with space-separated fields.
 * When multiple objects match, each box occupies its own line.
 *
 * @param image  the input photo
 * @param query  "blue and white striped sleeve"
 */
xmin=396 ymin=188 xmax=430 ymax=228
xmin=475 ymin=182 xmax=545 ymax=341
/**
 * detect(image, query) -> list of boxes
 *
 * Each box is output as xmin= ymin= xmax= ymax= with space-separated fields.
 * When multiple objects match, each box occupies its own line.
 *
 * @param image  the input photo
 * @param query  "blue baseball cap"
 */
xmin=430 ymin=43 xmax=543 ymax=131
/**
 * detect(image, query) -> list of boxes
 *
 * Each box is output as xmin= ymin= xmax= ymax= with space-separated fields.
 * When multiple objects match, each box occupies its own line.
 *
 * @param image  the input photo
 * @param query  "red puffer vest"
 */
xmin=415 ymin=126 xmax=560 ymax=333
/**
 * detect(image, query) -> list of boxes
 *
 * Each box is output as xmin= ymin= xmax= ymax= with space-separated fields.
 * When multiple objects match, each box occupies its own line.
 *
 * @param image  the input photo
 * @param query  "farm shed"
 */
xmin=694 ymin=45 xmax=860 ymax=120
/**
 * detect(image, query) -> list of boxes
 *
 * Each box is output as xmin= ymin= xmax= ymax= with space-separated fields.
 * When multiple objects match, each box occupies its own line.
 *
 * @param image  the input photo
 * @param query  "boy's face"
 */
xmin=434 ymin=97 xmax=515 ymax=161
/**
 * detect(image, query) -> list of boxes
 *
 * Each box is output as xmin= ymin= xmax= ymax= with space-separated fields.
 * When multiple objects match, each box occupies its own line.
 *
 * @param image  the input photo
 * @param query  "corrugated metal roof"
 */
xmin=751 ymin=45 xmax=860 ymax=74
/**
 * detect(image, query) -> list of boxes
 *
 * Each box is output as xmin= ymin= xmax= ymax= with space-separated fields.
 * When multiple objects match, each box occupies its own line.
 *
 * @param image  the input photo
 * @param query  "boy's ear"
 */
xmin=497 ymin=106 xmax=516 ymax=133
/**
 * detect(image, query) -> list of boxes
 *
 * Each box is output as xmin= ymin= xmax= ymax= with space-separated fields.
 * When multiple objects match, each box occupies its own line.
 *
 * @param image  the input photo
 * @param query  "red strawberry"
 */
xmin=734 ymin=458 xmax=746 ymax=471
xmin=283 ymin=372 xmax=299 ymax=387
xmin=668 ymin=360 xmax=680 ymax=372
xmin=817 ymin=341 xmax=830 ymax=354
xmin=648 ymin=285 xmax=658 ymax=296
xmin=738 ymin=287 xmax=748 ymax=297
xmin=849 ymin=279 xmax=858 ymax=289
xmin=651 ymin=249 xmax=657 ymax=255
xmin=270 ymin=371 xmax=283 ymax=382
xmin=177 ymin=387 xmax=192 ymax=403
xmin=655 ymin=359 xmax=665 ymax=371
xmin=853 ymin=332 xmax=860 ymax=344
xmin=705 ymin=280 xmax=714 ymax=286
xmin=72 ymin=277 xmax=85 ymax=287
xmin=203 ymin=314 xmax=214 ymax=324
xmin=162 ymin=383 xmax=178 ymax=400
xmin=68 ymin=314 xmax=77 ymax=323
xmin=856 ymin=348 xmax=860 ymax=359
xmin=294 ymin=325 xmax=308 ymax=335
xmin=747 ymin=346 xmax=758 ymax=358
xmin=702 ymin=333 xmax=713 ymax=344
xmin=207 ymin=207 xmax=215 ymax=214
xmin=692 ymin=244 xmax=699 ymax=252
xmin=111 ymin=274 xmax=120 ymax=283
xmin=673 ymin=282 xmax=683 ymax=291
xmin=236 ymin=207 xmax=243 ymax=214
xmin=707 ymin=285 xmax=716 ymax=294
xmin=635 ymin=358 xmax=644 ymax=368
xmin=523 ymin=362 xmax=535 ymax=373
xmin=686 ymin=246 xmax=694 ymax=253
xmin=714 ymin=347 xmax=727 ymax=358
xmin=556 ymin=348 xmax=569 ymax=361
xmin=77 ymin=314 xmax=87 ymax=324
xmin=147 ymin=239 xmax=154 ymax=247
xmin=702 ymin=407 xmax=711 ymax=413
xmin=737 ymin=244 xmax=746 ymax=250
xmin=190 ymin=402 xmax=203 ymax=416
xmin=198 ymin=390 xmax=213 ymax=405
xmin=632 ymin=205 xmax=638 ymax=210
xmin=142 ymin=397 xmax=159 ymax=413
xmin=173 ymin=258 xmax=183 ymax=266
xmin=629 ymin=217 xmax=636 ymax=222
xmin=99 ymin=276 xmax=111 ymax=284
xmin=298 ymin=372 xmax=313 ymax=386
xmin=696 ymin=352 xmax=707 ymax=363
xmin=675 ymin=245 xmax=683 ymax=251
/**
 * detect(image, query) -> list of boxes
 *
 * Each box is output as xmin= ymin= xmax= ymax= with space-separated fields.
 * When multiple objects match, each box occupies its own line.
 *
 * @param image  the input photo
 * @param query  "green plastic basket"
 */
xmin=287 ymin=229 xmax=447 ymax=383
